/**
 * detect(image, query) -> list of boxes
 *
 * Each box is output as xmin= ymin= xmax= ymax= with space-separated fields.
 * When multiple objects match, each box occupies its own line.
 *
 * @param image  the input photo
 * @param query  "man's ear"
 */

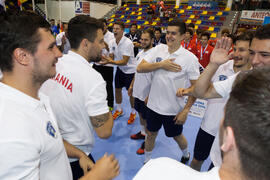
xmin=13 ymin=48 xmax=31 ymax=66
xmin=80 ymin=38 xmax=90 ymax=50
xmin=221 ymin=126 xmax=236 ymax=152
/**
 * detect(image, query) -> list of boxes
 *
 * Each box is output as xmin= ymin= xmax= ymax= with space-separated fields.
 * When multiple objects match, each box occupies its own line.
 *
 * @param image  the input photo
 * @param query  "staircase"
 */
xmin=222 ymin=10 xmax=239 ymax=33
xmin=35 ymin=4 xmax=46 ymax=19
xmin=103 ymin=5 xmax=120 ymax=19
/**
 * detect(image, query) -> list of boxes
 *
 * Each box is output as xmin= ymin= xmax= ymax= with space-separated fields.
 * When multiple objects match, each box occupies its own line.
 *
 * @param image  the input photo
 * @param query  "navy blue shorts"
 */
xmin=193 ymin=127 xmax=215 ymax=161
xmin=134 ymin=98 xmax=148 ymax=120
xmin=146 ymin=108 xmax=183 ymax=137
xmin=115 ymin=67 xmax=134 ymax=90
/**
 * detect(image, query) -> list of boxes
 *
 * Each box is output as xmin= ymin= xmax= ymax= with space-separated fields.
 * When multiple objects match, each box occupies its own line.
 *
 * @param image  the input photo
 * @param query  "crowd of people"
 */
xmin=0 ymin=9 xmax=270 ymax=180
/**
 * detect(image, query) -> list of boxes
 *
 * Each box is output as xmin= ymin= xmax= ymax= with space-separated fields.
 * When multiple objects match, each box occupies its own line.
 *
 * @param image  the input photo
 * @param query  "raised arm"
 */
xmin=192 ymin=37 xmax=232 ymax=99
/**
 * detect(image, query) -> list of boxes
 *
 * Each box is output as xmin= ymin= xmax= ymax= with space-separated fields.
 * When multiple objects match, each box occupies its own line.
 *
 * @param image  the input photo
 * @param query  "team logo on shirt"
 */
xmin=219 ymin=75 xmax=228 ymax=81
xmin=46 ymin=121 xmax=57 ymax=138
xmin=156 ymin=57 xmax=162 ymax=62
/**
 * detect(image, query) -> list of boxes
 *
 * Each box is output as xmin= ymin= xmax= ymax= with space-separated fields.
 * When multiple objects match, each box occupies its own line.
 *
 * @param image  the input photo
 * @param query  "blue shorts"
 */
xmin=146 ymin=108 xmax=183 ymax=137
xmin=193 ymin=127 xmax=215 ymax=161
xmin=115 ymin=67 xmax=134 ymax=90
xmin=134 ymin=98 xmax=148 ymax=120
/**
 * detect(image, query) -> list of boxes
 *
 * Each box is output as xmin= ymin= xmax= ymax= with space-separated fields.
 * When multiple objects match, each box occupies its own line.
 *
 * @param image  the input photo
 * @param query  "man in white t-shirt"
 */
xmin=137 ymin=20 xmax=200 ymax=164
xmin=100 ymin=22 xmax=137 ymax=124
xmin=134 ymin=67 xmax=270 ymax=180
xmin=186 ymin=33 xmax=252 ymax=171
xmin=41 ymin=15 xmax=116 ymax=180
xmin=0 ymin=11 xmax=118 ymax=180
xmin=56 ymin=22 xmax=71 ymax=54
xmin=93 ymin=19 xmax=115 ymax=111
xmin=127 ymin=29 xmax=155 ymax=155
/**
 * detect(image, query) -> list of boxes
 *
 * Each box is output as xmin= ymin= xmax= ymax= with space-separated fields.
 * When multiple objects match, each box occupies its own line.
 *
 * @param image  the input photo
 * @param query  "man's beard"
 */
xmin=90 ymin=54 xmax=102 ymax=63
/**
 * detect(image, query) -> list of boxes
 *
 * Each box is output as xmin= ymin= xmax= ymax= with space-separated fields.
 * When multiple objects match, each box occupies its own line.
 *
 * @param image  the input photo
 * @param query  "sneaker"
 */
xmin=136 ymin=141 xmax=145 ymax=155
xmin=180 ymin=152 xmax=190 ymax=165
xmin=127 ymin=113 xmax=136 ymax=124
xmin=112 ymin=110 xmax=123 ymax=120
xmin=130 ymin=131 xmax=146 ymax=140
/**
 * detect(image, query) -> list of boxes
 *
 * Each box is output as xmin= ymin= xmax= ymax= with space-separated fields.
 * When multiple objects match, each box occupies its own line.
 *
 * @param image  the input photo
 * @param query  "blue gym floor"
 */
xmin=91 ymin=88 xmax=211 ymax=180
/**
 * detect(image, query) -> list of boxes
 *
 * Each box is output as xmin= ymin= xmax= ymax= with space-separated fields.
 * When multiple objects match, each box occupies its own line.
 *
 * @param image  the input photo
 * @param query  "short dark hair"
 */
xmin=224 ymin=67 xmax=270 ymax=180
xmin=221 ymin=28 xmax=230 ymax=35
xmin=142 ymin=29 xmax=155 ymax=39
xmin=68 ymin=15 xmax=103 ymax=50
xmin=201 ymin=32 xmax=210 ymax=40
xmin=254 ymin=24 xmax=270 ymax=40
xmin=99 ymin=18 xmax=107 ymax=25
xmin=168 ymin=19 xmax=186 ymax=35
xmin=187 ymin=23 xmax=195 ymax=29
xmin=154 ymin=27 xmax=162 ymax=33
xmin=186 ymin=28 xmax=193 ymax=36
xmin=0 ymin=10 xmax=50 ymax=72
xmin=131 ymin=23 xmax=137 ymax=28
xmin=234 ymin=31 xmax=253 ymax=44
xmin=114 ymin=21 xmax=125 ymax=30
xmin=196 ymin=28 xmax=204 ymax=35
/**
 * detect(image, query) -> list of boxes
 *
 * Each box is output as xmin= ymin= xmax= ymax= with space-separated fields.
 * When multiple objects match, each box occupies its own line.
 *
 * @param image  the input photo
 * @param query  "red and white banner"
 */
xmin=241 ymin=10 xmax=270 ymax=22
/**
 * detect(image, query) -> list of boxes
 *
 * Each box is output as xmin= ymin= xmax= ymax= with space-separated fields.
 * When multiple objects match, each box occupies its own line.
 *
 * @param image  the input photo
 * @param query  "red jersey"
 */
xmin=181 ymin=40 xmax=197 ymax=55
xmin=208 ymin=39 xmax=217 ymax=47
xmin=196 ymin=44 xmax=214 ymax=68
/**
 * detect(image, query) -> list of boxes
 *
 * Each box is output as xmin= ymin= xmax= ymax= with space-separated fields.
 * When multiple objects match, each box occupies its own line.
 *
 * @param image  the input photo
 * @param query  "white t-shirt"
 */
xmin=56 ymin=32 xmax=71 ymax=54
xmin=213 ymin=73 xmax=238 ymax=98
xmin=146 ymin=44 xmax=200 ymax=115
xmin=40 ymin=51 xmax=109 ymax=162
xmin=132 ymin=48 xmax=155 ymax=101
xmin=133 ymin=157 xmax=220 ymax=180
xmin=109 ymin=35 xmax=136 ymax=74
xmin=0 ymin=83 xmax=72 ymax=180
xmin=201 ymin=60 xmax=235 ymax=136
xmin=95 ymin=30 xmax=115 ymax=67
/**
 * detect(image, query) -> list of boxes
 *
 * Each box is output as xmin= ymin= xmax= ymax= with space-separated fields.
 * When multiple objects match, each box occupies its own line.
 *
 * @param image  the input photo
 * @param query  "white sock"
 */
xmin=131 ymin=108 xmax=136 ymax=114
xmin=116 ymin=104 xmax=122 ymax=111
xmin=144 ymin=151 xmax=152 ymax=164
xmin=182 ymin=148 xmax=189 ymax=157
xmin=140 ymin=125 xmax=146 ymax=136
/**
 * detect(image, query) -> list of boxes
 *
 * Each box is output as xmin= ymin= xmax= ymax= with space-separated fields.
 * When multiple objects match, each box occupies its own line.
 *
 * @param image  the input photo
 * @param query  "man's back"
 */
xmin=41 ymin=51 xmax=108 ymax=160
xmin=134 ymin=157 xmax=220 ymax=180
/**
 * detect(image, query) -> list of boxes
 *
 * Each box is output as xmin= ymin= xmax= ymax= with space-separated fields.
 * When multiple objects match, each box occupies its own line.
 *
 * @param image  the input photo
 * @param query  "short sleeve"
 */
xmin=213 ymin=74 xmax=237 ymax=98
xmin=143 ymin=46 xmax=158 ymax=63
xmin=122 ymin=40 xmax=134 ymax=57
xmin=85 ymin=80 xmax=109 ymax=117
xmin=186 ymin=55 xmax=200 ymax=80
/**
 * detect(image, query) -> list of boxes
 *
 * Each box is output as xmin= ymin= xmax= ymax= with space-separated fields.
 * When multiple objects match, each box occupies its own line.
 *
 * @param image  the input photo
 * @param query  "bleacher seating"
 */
xmin=107 ymin=2 xmax=230 ymax=39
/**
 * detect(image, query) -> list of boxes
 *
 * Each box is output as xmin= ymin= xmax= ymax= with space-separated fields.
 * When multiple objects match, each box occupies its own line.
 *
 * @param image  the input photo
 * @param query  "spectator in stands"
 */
xmin=195 ymin=32 xmax=214 ymax=70
xmin=125 ymin=23 xmax=141 ymax=57
xmin=153 ymin=27 xmax=166 ymax=46
xmin=181 ymin=28 xmax=197 ymax=54
xmin=50 ymin=19 xmax=59 ymax=36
